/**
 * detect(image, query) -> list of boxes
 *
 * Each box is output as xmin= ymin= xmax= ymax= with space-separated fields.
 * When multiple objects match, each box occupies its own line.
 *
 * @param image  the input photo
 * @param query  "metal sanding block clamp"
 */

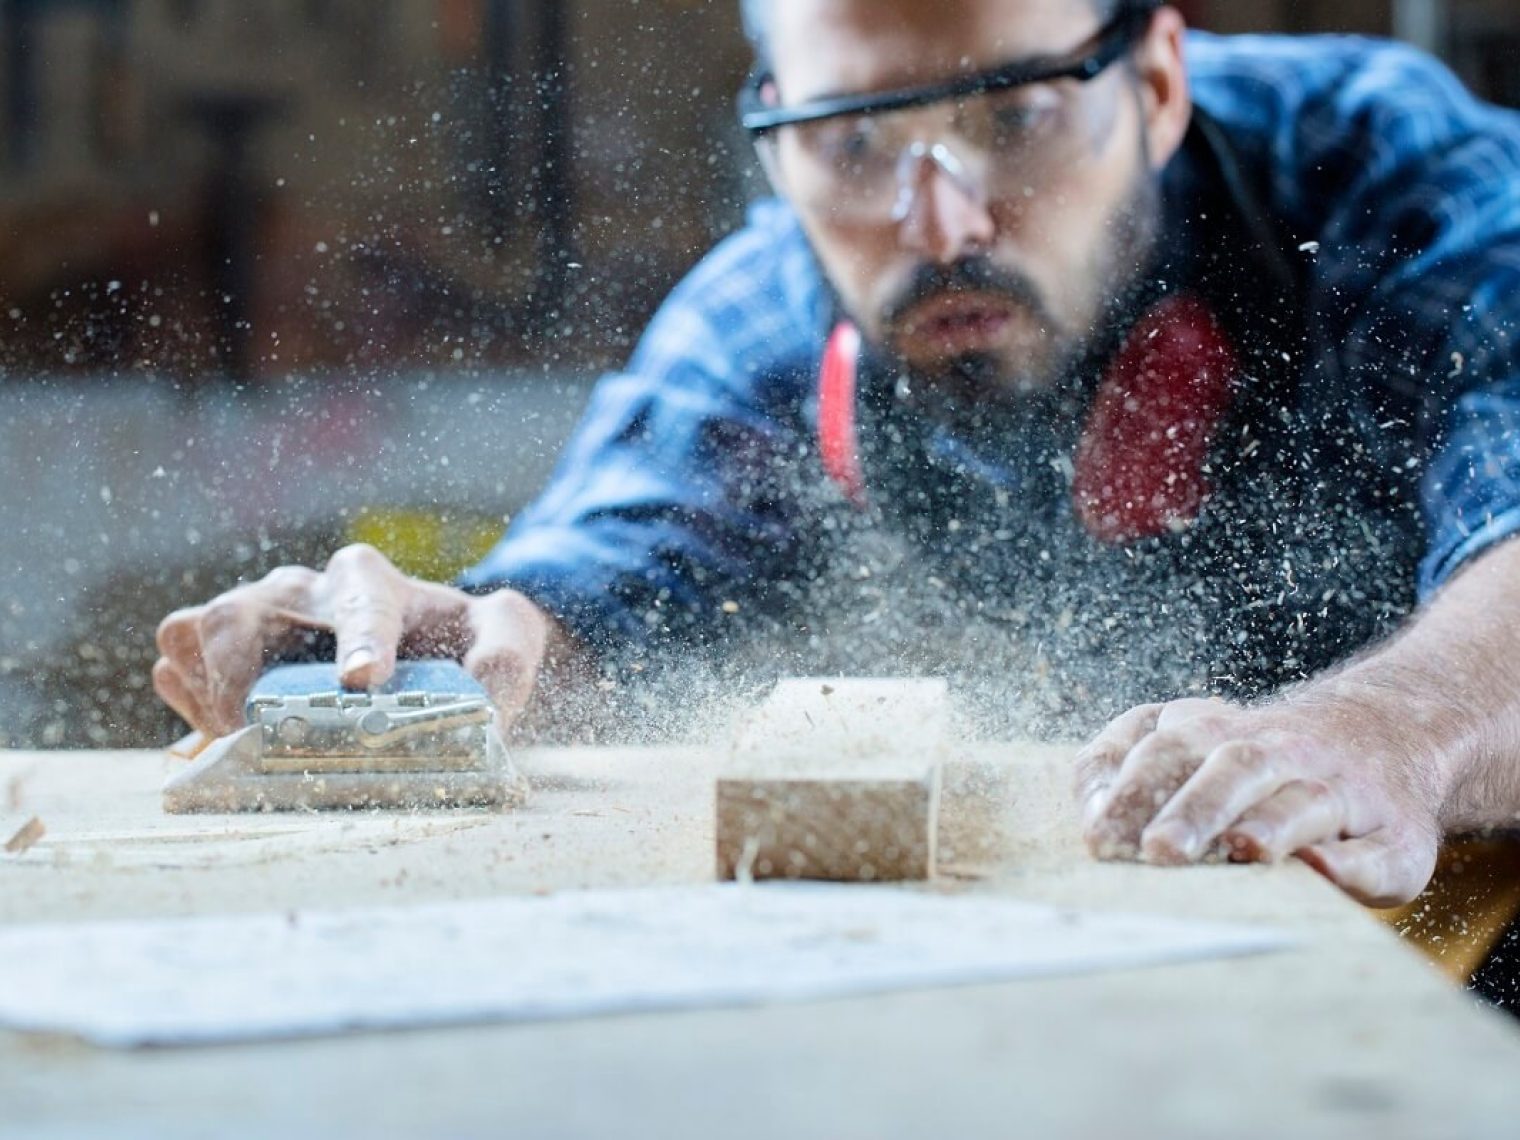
xmin=162 ymin=661 xmax=528 ymax=813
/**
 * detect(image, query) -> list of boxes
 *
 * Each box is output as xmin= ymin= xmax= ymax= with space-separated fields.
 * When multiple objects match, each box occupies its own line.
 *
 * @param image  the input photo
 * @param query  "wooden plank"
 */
xmin=716 ymin=679 xmax=950 ymax=882
xmin=6 ymin=745 xmax=1520 ymax=1139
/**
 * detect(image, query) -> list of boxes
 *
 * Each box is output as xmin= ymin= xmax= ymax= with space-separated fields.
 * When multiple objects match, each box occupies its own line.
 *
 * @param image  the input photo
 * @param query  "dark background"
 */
xmin=1 ymin=1 xmax=1514 ymax=385
xmin=0 ymin=0 xmax=1515 ymax=747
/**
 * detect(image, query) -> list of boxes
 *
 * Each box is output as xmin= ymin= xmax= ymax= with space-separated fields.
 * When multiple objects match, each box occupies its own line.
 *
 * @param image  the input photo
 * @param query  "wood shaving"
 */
xmin=5 ymin=817 xmax=45 ymax=855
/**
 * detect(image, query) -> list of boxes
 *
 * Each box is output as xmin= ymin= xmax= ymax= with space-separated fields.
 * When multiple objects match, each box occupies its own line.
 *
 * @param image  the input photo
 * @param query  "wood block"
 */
xmin=716 ymin=679 xmax=949 ymax=882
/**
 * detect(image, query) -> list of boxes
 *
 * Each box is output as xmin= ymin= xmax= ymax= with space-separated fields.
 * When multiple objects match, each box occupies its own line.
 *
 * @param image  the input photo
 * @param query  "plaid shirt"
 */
xmin=461 ymin=31 xmax=1520 ymax=661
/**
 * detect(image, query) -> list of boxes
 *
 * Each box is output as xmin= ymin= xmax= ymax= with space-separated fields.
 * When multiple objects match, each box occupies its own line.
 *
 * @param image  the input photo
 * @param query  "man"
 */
xmin=154 ymin=0 xmax=1520 ymax=909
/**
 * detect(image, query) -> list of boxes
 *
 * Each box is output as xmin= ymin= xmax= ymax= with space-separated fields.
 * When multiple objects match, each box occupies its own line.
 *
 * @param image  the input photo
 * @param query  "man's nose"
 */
xmin=892 ymin=143 xmax=996 ymax=264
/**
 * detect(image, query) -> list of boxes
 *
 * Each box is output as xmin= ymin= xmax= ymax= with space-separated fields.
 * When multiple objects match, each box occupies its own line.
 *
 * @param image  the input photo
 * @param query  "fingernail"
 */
xmin=1231 ymin=822 xmax=1269 ymax=852
xmin=343 ymin=648 xmax=377 ymax=677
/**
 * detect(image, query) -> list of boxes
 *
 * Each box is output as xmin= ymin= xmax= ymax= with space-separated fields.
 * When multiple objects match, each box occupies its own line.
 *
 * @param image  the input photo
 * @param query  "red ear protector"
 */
xmin=817 ymin=291 xmax=1240 ymax=542
xmin=818 ymin=321 xmax=867 ymax=508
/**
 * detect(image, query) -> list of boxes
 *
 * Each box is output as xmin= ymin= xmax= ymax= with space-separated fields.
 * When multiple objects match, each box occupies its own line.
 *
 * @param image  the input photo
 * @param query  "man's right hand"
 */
xmin=153 ymin=543 xmax=561 ymax=738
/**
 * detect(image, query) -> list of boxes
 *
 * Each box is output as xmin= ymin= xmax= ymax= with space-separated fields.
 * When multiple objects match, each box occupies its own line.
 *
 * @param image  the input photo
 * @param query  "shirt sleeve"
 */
xmin=456 ymin=200 xmax=827 ymax=659
xmin=1193 ymin=35 xmax=1520 ymax=599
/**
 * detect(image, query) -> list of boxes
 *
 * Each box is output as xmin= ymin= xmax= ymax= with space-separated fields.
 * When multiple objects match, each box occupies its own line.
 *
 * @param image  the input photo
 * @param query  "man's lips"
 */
xmin=895 ymin=293 xmax=1021 ymax=355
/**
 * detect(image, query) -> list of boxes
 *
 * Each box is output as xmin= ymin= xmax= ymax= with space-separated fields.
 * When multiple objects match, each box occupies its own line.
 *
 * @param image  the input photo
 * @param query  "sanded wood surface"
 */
xmin=3 ymin=742 xmax=1520 ymax=1139
xmin=717 ymin=680 xmax=949 ymax=881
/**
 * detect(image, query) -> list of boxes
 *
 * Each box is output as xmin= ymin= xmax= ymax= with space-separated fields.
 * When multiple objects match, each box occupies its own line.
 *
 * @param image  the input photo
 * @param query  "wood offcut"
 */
xmin=716 ymin=679 xmax=951 ymax=882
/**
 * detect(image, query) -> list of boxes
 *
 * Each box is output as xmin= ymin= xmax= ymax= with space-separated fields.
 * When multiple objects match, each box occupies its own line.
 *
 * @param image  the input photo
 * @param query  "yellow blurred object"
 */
xmin=1378 ymin=836 xmax=1520 ymax=983
xmin=347 ymin=508 xmax=504 ymax=583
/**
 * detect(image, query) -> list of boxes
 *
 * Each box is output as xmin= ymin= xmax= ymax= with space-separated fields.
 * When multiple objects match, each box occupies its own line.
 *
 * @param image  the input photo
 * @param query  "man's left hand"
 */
xmin=1075 ymin=698 xmax=1442 ymax=907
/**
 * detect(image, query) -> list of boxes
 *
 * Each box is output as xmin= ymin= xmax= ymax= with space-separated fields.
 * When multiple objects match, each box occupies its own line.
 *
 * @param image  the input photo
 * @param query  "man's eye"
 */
xmin=991 ymin=103 xmax=1054 ymax=140
xmin=984 ymin=90 xmax=1061 ymax=146
xmin=815 ymin=119 xmax=887 ymax=168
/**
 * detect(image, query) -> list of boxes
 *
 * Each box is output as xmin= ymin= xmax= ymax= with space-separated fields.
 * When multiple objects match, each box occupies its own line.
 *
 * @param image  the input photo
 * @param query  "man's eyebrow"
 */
xmin=781 ymin=45 xmax=1081 ymax=110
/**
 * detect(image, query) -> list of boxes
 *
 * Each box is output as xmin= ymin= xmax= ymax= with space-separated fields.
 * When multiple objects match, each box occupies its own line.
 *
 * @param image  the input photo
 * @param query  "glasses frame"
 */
xmin=738 ymin=2 xmax=1160 ymax=139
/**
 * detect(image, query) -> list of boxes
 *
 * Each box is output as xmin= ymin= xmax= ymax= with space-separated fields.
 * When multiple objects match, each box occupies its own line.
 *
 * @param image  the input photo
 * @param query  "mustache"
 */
xmin=881 ymin=257 xmax=1055 ymax=332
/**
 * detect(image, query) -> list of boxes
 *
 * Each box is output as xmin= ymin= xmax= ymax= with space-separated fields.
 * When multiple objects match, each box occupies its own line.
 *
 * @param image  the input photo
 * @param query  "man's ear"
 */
xmin=753 ymin=79 xmax=788 ymax=196
xmin=1132 ymin=6 xmax=1192 ymax=171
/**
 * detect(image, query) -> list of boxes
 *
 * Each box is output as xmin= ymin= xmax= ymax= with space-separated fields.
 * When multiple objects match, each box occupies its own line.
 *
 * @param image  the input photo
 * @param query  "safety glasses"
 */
xmin=739 ymin=3 xmax=1159 ymax=220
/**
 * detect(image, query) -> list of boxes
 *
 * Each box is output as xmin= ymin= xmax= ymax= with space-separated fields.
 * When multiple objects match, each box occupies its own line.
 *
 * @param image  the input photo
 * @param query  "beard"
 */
xmin=849 ymin=167 xmax=1166 ymax=443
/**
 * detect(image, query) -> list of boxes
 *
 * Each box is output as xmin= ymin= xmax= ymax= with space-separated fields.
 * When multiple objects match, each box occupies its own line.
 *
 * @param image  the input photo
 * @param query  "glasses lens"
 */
xmin=768 ymin=77 xmax=1098 ymax=220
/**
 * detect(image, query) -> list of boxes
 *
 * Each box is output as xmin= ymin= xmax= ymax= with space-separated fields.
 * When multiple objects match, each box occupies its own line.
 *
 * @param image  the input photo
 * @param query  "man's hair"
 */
xmin=740 ymin=0 xmax=1130 ymax=76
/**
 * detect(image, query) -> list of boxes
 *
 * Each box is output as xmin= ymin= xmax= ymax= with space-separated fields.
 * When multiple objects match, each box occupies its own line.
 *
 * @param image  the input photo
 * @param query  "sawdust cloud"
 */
xmin=513 ymin=441 xmax=1420 ymax=753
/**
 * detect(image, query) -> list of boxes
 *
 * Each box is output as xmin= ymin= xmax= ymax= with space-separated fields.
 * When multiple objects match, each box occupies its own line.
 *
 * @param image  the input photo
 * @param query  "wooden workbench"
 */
xmin=3 ymin=743 xmax=1520 ymax=1139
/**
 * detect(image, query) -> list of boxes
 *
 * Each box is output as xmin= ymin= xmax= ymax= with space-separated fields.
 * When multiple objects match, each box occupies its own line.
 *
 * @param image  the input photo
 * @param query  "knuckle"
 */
xmin=334 ymin=589 xmax=394 ymax=621
xmin=333 ymin=580 xmax=402 ymax=624
xmin=1298 ymin=778 xmax=1336 ymax=805
xmin=1191 ymin=711 xmax=1239 ymax=740
xmin=1082 ymin=703 xmax=1166 ymax=752
xmin=1136 ymin=729 xmax=1191 ymax=764
xmin=473 ymin=592 xmax=549 ymax=648
xmin=1122 ymin=702 xmax=1166 ymax=731
xmin=472 ymin=587 xmax=520 ymax=621
xmin=466 ymin=645 xmax=532 ymax=684
xmin=151 ymin=656 xmax=182 ymax=694
xmin=1074 ymin=736 xmax=1119 ymax=775
xmin=200 ymin=597 xmax=248 ymax=639
xmin=261 ymin=565 xmax=317 ymax=595
xmin=155 ymin=608 xmax=200 ymax=655
xmin=1219 ymin=740 xmax=1271 ymax=778
xmin=1072 ymin=746 xmax=1114 ymax=784
xmin=1105 ymin=781 xmax=1170 ymax=831
xmin=1155 ymin=697 xmax=1216 ymax=727
xmin=1246 ymin=798 xmax=1293 ymax=830
xmin=479 ymin=588 xmax=546 ymax=632
xmin=1073 ymin=742 xmax=1101 ymax=767
xmin=326 ymin=543 xmax=388 ymax=576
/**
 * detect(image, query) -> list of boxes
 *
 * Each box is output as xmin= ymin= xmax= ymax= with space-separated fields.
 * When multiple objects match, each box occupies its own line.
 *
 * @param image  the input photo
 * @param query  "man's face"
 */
xmin=765 ymin=0 xmax=1187 ymax=411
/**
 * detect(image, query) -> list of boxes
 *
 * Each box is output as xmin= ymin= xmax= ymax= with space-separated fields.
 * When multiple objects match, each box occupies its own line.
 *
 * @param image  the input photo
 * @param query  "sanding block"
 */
xmin=163 ymin=660 xmax=528 ymax=813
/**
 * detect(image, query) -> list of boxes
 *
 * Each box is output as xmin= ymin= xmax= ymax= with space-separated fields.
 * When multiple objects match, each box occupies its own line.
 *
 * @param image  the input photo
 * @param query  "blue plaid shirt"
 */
xmin=462 ymin=32 xmax=1520 ymax=660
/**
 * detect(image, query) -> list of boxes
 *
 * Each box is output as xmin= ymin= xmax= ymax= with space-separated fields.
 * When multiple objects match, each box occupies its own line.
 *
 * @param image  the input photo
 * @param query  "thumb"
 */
xmin=462 ymin=590 xmax=552 ymax=728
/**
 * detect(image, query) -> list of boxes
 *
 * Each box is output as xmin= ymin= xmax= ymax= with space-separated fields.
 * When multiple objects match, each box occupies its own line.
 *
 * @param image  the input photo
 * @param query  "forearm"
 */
xmin=1288 ymin=536 xmax=1520 ymax=833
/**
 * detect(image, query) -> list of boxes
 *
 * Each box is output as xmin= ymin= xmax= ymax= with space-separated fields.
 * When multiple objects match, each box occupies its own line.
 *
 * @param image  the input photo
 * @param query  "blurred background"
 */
xmin=0 ymin=0 xmax=1516 ymax=747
